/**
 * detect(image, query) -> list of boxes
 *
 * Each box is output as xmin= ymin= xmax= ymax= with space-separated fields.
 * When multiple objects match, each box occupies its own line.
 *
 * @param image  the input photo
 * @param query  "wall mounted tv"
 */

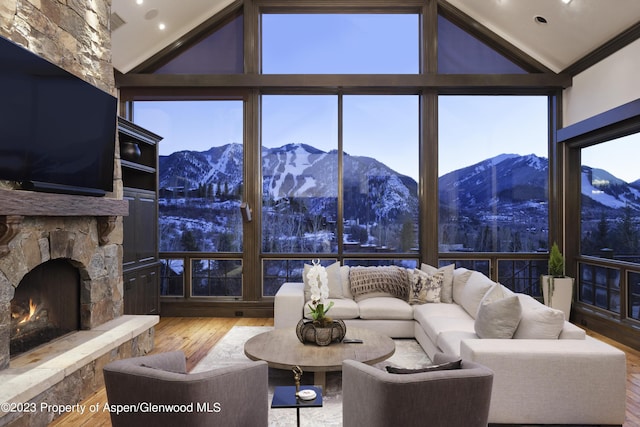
xmin=0 ymin=36 xmax=117 ymax=196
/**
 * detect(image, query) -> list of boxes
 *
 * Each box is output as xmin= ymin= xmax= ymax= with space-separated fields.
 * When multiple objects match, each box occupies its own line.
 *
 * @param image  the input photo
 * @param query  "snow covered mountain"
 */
xmin=159 ymin=144 xmax=640 ymax=217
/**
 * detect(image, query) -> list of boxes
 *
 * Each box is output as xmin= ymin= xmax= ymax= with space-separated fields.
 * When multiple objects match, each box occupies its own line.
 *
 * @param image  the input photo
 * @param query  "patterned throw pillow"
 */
xmin=408 ymin=270 xmax=444 ymax=304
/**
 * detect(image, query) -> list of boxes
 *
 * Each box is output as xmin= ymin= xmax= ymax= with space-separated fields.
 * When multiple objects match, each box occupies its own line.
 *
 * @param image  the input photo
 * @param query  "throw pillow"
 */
xmin=513 ymin=295 xmax=565 ymax=339
xmin=408 ymin=269 xmax=444 ymax=304
xmin=474 ymin=295 xmax=522 ymax=339
xmin=421 ymin=263 xmax=455 ymax=303
xmin=385 ymin=359 xmax=462 ymax=374
xmin=303 ymin=261 xmax=343 ymax=302
xmin=349 ymin=266 xmax=409 ymax=302
xmin=454 ymin=271 xmax=495 ymax=319
xmin=451 ymin=268 xmax=473 ymax=303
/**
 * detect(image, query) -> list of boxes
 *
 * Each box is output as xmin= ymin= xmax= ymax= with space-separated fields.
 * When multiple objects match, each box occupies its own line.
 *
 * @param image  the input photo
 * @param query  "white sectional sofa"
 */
xmin=274 ymin=263 xmax=627 ymax=426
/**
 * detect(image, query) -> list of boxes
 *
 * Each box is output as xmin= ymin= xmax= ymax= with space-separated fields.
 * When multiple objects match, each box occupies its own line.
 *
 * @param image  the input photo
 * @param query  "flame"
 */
xmin=18 ymin=299 xmax=37 ymax=324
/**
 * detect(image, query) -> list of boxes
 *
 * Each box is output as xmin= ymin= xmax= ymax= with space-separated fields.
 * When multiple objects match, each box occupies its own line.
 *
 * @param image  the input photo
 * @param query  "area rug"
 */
xmin=192 ymin=326 xmax=431 ymax=427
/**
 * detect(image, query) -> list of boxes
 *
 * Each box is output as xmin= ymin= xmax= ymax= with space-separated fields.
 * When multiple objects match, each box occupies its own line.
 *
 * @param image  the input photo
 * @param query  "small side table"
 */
xmin=271 ymin=385 xmax=323 ymax=427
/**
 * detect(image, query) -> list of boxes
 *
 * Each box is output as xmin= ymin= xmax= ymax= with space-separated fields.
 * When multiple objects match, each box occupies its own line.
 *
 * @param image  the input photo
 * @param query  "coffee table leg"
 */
xmin=313 ymin=371 xmax=326 ymax=390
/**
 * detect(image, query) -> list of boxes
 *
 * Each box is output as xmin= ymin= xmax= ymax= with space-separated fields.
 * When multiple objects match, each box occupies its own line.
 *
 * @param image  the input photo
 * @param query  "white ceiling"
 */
xmin=111 ymin=0 xmax=640 ymax=74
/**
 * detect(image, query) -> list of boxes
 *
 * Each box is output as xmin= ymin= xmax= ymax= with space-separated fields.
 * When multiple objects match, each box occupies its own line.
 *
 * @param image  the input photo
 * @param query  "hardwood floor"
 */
xmin=50 ymin=317 xmax=639 ymax=427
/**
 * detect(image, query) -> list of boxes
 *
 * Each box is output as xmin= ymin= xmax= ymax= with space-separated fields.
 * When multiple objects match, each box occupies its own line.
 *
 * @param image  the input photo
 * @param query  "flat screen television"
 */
xmin=0 ymin=36 xmax=117 ymax=196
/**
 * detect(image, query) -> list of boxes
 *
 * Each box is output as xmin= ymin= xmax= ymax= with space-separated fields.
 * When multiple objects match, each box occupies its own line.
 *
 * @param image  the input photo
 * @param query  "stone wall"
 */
xmin=0 ymin=0 xmax=123 ymax=198
xmin=0 ymin=0 xmax=115 ymax=95
xmin=0 ymin=0 xmax=125 ymax=371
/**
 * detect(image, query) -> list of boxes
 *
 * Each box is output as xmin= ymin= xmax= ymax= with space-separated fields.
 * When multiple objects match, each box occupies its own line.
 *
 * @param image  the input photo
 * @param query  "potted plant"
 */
xmin=541 ymin=242 xmax=574 ymax=320
xmin=296 ymin=260 xmax=346 ymax=345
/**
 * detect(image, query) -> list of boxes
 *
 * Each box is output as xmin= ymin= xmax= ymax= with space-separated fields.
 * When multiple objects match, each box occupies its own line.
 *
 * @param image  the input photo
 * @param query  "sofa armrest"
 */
xmin=274 ymin=282 xmax=305 ymax=329
xmin=460 ymin=336 xmax=626 ymax=425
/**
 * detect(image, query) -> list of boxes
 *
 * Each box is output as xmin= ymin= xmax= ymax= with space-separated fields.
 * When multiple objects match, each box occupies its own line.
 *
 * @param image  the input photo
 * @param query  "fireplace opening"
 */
xmin=10 ymin=259 xmax=80 ymax=356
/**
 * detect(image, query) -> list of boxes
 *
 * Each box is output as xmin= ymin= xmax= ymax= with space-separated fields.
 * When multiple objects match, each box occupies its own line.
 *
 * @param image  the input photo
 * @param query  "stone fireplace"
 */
xmin=0 ymin=190 xmax=157 ymax=427
xmin=0 ymin=1 xmax=159 ymax=425
xmin=0 ymin=189 xmax=131 ymax=370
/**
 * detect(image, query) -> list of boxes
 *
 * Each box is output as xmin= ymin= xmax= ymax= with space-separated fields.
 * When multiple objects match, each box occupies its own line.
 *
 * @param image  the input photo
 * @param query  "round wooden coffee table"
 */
xmin=244 ymin=327 xmax=395 ymax=389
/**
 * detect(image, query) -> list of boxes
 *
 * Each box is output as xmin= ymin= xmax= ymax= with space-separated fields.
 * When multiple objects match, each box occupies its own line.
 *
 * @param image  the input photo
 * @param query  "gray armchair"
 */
xmin=342 ymin=353 xmax=493 ymax=427
xmin=103 ymin=351 xmax=268 ymax=427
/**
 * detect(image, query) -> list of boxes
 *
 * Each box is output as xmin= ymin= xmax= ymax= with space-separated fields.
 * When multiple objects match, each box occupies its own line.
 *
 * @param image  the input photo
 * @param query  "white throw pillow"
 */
xmin=340 ymin=265 xmax=352 ymax=299
xmin=421 ymin=263 xmax=455 ymax=303
xmin=513 ymin=294 xmax=565 ymax=339
xmin=475 ymin=295 xmax=522 ymax=339
xmin=303 ymin=261 xmax=343 ymax=301
xmin=454 ymin=270 xmax=495 ymax=319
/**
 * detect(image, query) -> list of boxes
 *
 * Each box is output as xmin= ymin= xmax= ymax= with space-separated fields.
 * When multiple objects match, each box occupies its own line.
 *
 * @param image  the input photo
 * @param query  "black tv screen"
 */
xmin=0 ymin=36 xmax=117 ymax=196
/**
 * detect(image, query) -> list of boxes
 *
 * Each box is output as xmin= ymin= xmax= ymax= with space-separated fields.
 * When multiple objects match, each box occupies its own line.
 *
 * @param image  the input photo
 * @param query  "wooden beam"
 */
xmin=117 ymin=72 xmax=571 ymax=90
xmin=0 ymin=189 xmax=129 ymax=217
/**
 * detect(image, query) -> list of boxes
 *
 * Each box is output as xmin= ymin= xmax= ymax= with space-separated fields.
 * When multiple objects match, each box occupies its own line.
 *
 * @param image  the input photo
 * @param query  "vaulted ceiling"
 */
xmin=111 ymin=0 xmax=640 ymax=74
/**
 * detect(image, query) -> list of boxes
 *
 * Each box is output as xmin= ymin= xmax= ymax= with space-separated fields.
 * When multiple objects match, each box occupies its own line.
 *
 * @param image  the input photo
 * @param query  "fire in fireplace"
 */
xmin=10 ymin=259 xmax=80 ymax=356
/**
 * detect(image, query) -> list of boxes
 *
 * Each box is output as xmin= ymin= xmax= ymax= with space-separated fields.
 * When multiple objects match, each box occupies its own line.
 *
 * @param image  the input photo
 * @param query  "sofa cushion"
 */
xmin=357 ymin=297 xmax=414 ymax=320
xmin=417 ymin=314 xmax=476 ymax=345
xmin=349 ymin=266 xmax=409 ymax=302
xmin=436 ymin=330 xmax=478 ymax=357
xmin=413 ymin=300 xmax=470 ymax=319
xmin=475 ymin=295 xmax=522 ymax=339
xmin=421 ymin=263 xmax=455 ymax=303
xmin=304 ymin=298 xmax=359 ymax=320
xmin=408 ymin=270 xmax=444 ymax=304
xmin=513 ymin=294 xmax=565 ymax=339
xmin=454 ymin=270 xmax=495 ymax=319
xmin=303 ymin=261 xmax=343 ymax=301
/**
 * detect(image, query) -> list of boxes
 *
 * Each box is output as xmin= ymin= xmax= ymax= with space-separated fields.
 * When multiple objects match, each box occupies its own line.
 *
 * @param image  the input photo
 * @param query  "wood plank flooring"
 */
xmin=50 ymin=317 xmax=640 ymax=427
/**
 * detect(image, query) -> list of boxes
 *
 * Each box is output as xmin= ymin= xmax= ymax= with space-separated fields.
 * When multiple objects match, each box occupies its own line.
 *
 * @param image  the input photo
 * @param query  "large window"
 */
xmin=343 ymin=95 xmax=419 ymax=253
xmin=134 ymin=100 xmax=244 ymax=297
xmin=120 ymin=5 xmax=563 ymax=312
xmin=438 ymin=95 xmax=549 ymax=253
xmin=262 ymin=14 xmax=419 ymax=74
xmin=581 ymin=133 xmax=640 ymax=262
xmin=261 ymin=95 xmax=338 ymax=254
xmin=260 ymin=94 xmax=419 ymax=295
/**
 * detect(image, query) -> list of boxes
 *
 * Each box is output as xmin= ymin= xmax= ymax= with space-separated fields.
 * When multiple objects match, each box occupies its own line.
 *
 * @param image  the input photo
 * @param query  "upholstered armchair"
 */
xmin=342 ymin=353 xmax=494 ymax=427
xmin=103 ymin=351 xmax=268 ymax=427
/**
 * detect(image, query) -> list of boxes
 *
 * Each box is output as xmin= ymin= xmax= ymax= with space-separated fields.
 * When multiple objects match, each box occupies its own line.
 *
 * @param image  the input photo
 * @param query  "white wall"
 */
xmin=563 ymin=38 xmax=640 ymax=127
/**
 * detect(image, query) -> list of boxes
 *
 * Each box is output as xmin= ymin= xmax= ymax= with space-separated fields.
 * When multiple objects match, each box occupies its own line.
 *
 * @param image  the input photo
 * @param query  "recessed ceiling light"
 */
xmin=136 ymin=0 xmax=143 ymax=5
xmin=158 ymin=22 xmax=166 ymax=30
xmin=561 ymin=0 xmax=572 ymax=4
xmin=534 ymin=15 xmax=548 ymax=24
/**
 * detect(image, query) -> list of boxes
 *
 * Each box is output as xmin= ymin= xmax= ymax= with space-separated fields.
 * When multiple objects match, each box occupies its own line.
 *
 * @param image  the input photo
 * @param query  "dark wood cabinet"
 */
xmin=119 ymin=117 xmax=162 ymax=315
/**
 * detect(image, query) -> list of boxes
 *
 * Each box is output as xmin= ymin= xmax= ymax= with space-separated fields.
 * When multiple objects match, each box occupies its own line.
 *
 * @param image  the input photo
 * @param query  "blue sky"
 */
xmin=133 ymin=13 xmax=638 ymax=184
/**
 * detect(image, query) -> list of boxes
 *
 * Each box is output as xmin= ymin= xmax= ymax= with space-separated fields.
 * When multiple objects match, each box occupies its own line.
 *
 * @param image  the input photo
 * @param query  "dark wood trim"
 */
xmin=422 ymin=90 xmax=438 ymax=267
xmin=558 ymin=97 xmax=640 ymax=146
xmin=116 ymin=72 xmax=571 ymax=90
xmin=563 ymin=21 xmax=640 ymax=76
xmin=437 ymin=0 xmax=555 ymax=74
xmin=160 ymin=300 xmax=274 ymax=317
xmin=256 ymin=0 xmax=425 ymax=13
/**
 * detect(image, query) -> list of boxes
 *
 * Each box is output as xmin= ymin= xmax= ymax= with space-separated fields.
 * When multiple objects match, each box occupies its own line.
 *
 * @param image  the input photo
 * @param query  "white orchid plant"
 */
xmin=306 ymin=259 xmax=334 ymax=327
